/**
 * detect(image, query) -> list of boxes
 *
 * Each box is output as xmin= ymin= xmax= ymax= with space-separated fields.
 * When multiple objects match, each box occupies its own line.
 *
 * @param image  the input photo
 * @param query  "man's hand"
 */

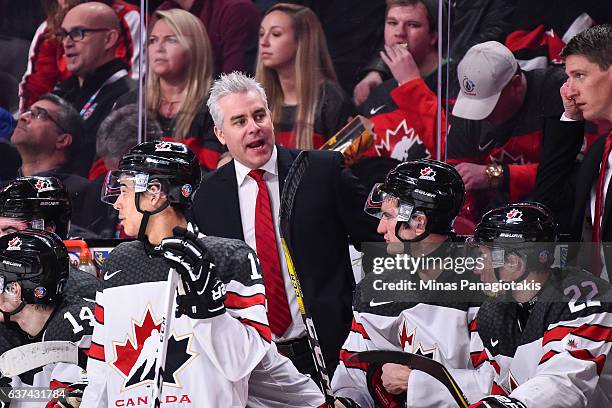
xmin=160 ymin=227 xmax=226 ymax=319
xmin=456 ymin=163 xmax=490 ymax=191
xmin=49 ymin=382 xmax=87 ymax=408
xmin=560 ymin=81 xmax=584 ymax=121
xmin=381 ymin=363 xmax=411 ymax=395
xmin=380 ymin=45 xmax=420 ymax=86
xmin=353 ymin=71 xmax=383 ymax=106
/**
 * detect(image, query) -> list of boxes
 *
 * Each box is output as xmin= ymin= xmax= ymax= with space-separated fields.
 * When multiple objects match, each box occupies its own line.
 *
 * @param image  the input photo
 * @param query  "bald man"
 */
xmin=53 ymin=2 xmax=135 ymax=176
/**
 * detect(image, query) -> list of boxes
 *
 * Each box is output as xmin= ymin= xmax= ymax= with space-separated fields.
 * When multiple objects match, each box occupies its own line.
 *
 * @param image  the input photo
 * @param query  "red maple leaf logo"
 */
xmin=399 ymin=321 xmax=414 ymax=350
xmin=111 ymin=306 xmax=161 ymax=378
xmin=506 ymin=209 xmax=522 ymax=221
xmin=155 ymin=142 xmax=172 ymax=151
xmin=35 ymin=179 xmax=50 ymax=190
xmin=420 ymin=167 xmax=432 ymax=176
xmin=7 ymin=237 xmax=21 ymax=250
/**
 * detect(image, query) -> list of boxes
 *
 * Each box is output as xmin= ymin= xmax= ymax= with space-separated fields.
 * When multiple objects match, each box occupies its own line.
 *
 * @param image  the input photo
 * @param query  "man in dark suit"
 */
xmin=534 ymin=24 xmax=612 ymax=278
xmin=190 ymin=72 xmax=379 ymax=377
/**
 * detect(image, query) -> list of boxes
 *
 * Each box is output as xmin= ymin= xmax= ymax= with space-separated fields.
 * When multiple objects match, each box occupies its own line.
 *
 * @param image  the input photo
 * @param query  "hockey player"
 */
xmin=467 ymin=202 xmax=612 ymax=408
xmin=82 ymin=141 xmax=323 ymax=407
xmin=332 ymin=159 xmax=491 ymax=408
xmin=0 ymin=176 xmax=100 ymax=302
xmin=0 ymin=229 xmax=94 ymax=408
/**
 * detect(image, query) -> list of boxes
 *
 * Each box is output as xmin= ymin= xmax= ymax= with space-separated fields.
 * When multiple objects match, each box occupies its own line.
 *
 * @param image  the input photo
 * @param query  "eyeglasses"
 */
xmin=22 ymin=107 xmax=68 ymax=134
xmin=55 ymin=27 xmax=110 ymax=42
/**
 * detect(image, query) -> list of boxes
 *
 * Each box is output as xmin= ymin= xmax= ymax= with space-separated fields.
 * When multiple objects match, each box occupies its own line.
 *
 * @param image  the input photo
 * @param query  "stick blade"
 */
xmin=348 ymin=351 xmax=470 ymax=408
xmin=0 ymin=341 xmax=78 ymax=377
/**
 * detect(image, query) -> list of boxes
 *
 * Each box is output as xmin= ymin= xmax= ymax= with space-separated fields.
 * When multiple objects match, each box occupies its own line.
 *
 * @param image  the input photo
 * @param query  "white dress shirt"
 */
xmin=234 ymin=147 xmax=306 ymax=341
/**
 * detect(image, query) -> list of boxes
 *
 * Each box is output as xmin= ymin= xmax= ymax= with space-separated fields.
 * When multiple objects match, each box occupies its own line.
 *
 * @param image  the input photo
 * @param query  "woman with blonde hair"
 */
xmin=145 ymin=8 xmax=223 ymax=170
xmin=256 ymin=3 xmax=353 ymax=150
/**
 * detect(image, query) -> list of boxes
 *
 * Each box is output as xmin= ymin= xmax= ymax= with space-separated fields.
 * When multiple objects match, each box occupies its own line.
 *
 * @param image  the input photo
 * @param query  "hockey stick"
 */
xmin=0 ymin=341 xmax=78 ymax=377
xmin=348 ymin=350 xmax=470 ymax=408
xmin=150 ymin=267 xmax=180 ymax=408
xmin=279 ymin=151 xmax=335 ymax=407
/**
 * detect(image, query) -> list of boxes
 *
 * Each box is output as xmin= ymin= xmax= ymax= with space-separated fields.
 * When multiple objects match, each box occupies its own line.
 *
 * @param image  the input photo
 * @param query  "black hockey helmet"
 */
xmin=0 ymin=229 xmax=68 ymax=308
xmin=102 ymin=141 xmax=201 ymax=241
xmin=103 ymin=141 xmax=201 ymax=207
xmin=472 ymin=202 xmax=558 ymax=270
xmin=365 ymin=159 xmax=465 ymax=239
xmin=0 ymin=177 xmax=71 ymax=239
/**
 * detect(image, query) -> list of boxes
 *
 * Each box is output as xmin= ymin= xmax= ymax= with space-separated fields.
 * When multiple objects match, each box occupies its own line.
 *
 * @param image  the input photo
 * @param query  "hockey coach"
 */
xmin=191 ymin=72 xmax=380 ymax=376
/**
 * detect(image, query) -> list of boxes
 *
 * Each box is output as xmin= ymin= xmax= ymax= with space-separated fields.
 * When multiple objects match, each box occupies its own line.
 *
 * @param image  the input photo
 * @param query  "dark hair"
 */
xmin=38 ymin=93 xmax=84 ymax=159
xmin=561 ymin=24 xmax=612 ymax=71
xmin=97 ymin=104 xmax=161 ymax=161
xmin=385 ymin=0 xmax=448 ymax=53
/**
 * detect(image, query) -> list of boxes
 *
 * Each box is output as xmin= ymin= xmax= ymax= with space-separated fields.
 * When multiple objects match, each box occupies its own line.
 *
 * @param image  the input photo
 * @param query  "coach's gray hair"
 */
xmin=207 ymin=72 xmax=269 ymax=129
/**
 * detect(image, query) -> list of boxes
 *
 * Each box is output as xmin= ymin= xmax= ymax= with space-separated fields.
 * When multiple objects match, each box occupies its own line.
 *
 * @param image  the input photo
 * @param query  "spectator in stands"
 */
xmin=19 ymin=0 xmax=140 ymax=111
xmin=504 ymin=0 xmax=611 ymax=71
xmin=340 ymin=0 xmax=456 ymax=165
xmin=353 ymin=0 xmax=515 ymax=106
xmin=446 ymin=41 xmax=566 ymax=230
xmin=80 ymin=104 xmax=159 ymax=238
xmin=0 ymin=73 xmax=20 ymax=182
xmin=9 ymin=93 xmax=89 ymax=213
xmin=353 ymin=0 xmax=446 ymax=110
xmin=118 ymin=8 xmax=224 ymax=171
xmin=256 ymin=3 xmax=353 ymax=149
xmin=53 ymin=1 xmax=135 ymax=177
xmin=156 ymin=0 xmax=261 ymax=76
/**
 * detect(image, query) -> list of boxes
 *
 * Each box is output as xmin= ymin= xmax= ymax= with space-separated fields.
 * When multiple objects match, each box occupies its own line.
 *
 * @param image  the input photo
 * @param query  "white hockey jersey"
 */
xmin=474 ymin=268 xmax=612 ymax=407
xmin=81 ymin=236 xmax=290 ymax=407
xmin=332 ymin=267 xmax=493 ymax=408
xmin=8 ymin=298 xmax=93 ymax=408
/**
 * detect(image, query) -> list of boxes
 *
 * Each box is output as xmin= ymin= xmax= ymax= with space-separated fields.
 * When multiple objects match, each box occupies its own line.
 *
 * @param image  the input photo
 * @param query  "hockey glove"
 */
xmin=160 ymin=227 xmax=226 ymax=319
xmin=47 ymin=382 xmax=86 ymax=408
xmin=469 ymin=396 xmax=527 ymax=408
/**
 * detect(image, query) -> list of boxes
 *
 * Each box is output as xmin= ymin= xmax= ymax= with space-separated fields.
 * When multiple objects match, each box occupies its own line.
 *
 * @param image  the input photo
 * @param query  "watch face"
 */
xmin=487 ymin=165 xmax=503 ymax=178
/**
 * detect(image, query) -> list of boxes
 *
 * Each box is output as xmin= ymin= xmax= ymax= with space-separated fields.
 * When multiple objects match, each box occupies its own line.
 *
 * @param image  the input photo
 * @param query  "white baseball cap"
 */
xmin=452 ymin=41 xmax=518 ymax=121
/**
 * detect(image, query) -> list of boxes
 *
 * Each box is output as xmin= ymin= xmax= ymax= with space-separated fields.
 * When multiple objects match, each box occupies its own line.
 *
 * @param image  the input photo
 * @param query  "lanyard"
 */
xmin=79 ymin=69 xmax=128 ymax=118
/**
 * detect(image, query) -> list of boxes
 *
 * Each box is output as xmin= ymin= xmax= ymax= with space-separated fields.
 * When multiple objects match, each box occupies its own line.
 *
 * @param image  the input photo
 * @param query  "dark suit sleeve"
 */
xmin=533 ymin=117 xmax=585 ymax=211
xmin=331 ymin=152 xmax=381 ymax=248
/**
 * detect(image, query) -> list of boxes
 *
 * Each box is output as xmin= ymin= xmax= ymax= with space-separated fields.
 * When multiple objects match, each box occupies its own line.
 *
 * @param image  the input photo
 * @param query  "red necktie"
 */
xmin=249 ymin=169 xmax=292 ymax=336
xmin=592 ymin=133 xmax=612 ymax=243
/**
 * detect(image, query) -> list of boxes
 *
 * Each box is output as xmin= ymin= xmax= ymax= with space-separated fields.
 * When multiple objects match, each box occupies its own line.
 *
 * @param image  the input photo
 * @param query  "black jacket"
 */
xmin=54 ymin=59 xmax=135 ymax=176
xmin=190 ymin=146 xmax=380 ymax=373
xmin=534 ymin=117 xmax=609 ymax=241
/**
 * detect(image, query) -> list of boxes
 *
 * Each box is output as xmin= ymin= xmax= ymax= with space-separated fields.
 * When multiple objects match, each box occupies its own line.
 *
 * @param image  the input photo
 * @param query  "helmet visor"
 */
xmin=0 ymin=254 xmax=39 ymax=292
xmin=101 ymin=170 xmax=151 ymax=205
xmin=466 ymin=237 xmax=508 ymax=269
xmin=364 ymin=183 xmax=414 ymax=222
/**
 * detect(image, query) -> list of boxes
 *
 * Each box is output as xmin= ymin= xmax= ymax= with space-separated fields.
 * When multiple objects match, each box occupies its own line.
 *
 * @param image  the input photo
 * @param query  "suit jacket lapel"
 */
xmin=277 ymin=145 xmax=295 ymax=193
xmin=217 ymin=160 xmax=245 ymax=240
xmin=575 ymin=137 xmax=605 ymax=234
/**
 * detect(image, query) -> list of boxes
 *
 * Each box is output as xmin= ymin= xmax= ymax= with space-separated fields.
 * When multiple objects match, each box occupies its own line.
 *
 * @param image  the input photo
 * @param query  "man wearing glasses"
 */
xmin=9 ymin=93 xmax=90 ymax=222
xmin=53 ymin=2 xmax=135 ymax=177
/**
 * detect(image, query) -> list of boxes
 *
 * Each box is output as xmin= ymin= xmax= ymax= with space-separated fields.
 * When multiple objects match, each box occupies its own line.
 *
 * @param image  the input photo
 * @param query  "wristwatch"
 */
xmin=485 ymin=164 xmax=504 ymax=189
